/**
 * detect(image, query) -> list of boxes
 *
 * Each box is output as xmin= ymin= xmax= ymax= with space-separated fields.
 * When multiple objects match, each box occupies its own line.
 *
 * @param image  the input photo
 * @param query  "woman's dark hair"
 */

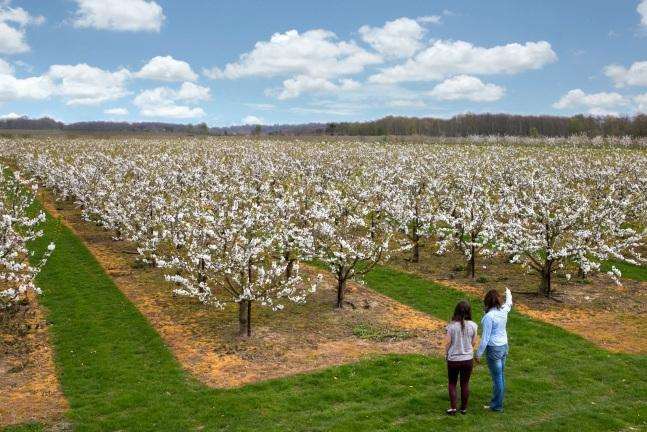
xmin=484 ymin=289 xmax=502 ymax=312
xmin=452 ymin=300 xmax=472 ymax=330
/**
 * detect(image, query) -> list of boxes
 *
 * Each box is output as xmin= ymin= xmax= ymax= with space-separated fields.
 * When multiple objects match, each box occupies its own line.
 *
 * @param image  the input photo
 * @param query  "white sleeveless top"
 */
xmin=446 ymin=320 xmax=478 ymax=361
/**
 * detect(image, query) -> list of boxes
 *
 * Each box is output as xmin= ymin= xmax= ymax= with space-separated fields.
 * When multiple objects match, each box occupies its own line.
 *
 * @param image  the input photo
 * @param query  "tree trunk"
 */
xmin=411 ymin=223 xmax=420 ymax=263
xmin=238 ymin=300 xmax=251 ymax=338
xmin=336 ymin=276 xmax=347 ymax=309
xmin=285 ymin=257 xmax=295 ymax=280
xmin=539 ymin=261 xmax=553 ymax=297
xmin=467 ymin=245 xmax=476 ymax=279
xmin=412 ymin=241 xmax=420 ymax=263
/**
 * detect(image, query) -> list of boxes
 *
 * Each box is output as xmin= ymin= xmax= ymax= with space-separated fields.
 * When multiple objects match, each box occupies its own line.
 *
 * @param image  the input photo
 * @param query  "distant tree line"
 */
xmin=2 ymin=113 xmax=647 ymax=137
xmin=0 ymin=116 xmax=327 ymax=136
xmin=325 ymin=114 xmax=647 ymax=137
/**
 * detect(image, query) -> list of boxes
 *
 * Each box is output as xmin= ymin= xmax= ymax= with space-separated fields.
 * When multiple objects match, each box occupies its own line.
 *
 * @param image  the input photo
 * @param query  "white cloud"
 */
xmin=268 ymin=75 xmax=360 ymax=100
xmin=0 ymin=72 xmax=52 ymax=102
xmin=204 ymin=29 xmax=382 ymax=80
xmin=0 ymin=62 xmax=134 ymax=105
xmin=635 ymin=93 xmax=647 ymax=112
xmin=552 ymin=89 xmax=628 ymax=114
xmin=133 ymin=83 xmax=209 ymax=118
xmin=358 ymin=17 xmax=427 ymax=59
xmin=369 ymin=40 xmax=557 ymax=84
xmin=136 ymin=55 xmax=198 ymax=82
xmin=0 ymin=2 xmax=44 ymax=54
xmin=388 ymin=99 xmax=426 ymax=108
xmin=139 ymin=104 xmax=204 ymax=118
xmin=417 ymin=15 xmax=442 ymax=24
xmin=244 ymin=103 xmax=275 ymax=110
xmin=604 ymin=61 xmax=647 ymax=87
xmin=0 ymin=57 xmax=12 ymax=74
xmin=176 ymin=82 xmax=211 ymax=101
xmin=72 ymin=0 xmax=164 ymax=32
xmin=587 ymin=107 xmax=619 ymax=117
xmin=242 ymin=115 xmax=265 ymax=125
xmin=104 ymin=107 xmax=128 ymax=115
xmin=47 ymin=64 xmax=131 ymax=105
xmin=0 ymin=112 xmax=22 ymax=119
xmin=638 ymin=0 xmax=647 ymax=27
xmin=428 ymin=75 xmax=505 ymax=101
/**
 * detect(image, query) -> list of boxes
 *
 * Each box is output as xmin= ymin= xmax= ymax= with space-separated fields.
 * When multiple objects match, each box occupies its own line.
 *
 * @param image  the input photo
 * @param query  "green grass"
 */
xmin=2 ymin=424 xmax=43 ymax=432
xmin=602 ymin=259 xmax=647 ymax=282
xmin=352 ymin=324 xmax=411 ymax=342
xmin=5 ymin=203 xmax=646 ymax=431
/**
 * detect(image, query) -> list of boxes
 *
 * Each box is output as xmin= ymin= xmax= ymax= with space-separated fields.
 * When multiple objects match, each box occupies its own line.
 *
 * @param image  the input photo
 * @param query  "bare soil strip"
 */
xmin=1 ymin=296 xmax=68 ymax=428
xmin=42 ymin=193 xmax=445 ymax=388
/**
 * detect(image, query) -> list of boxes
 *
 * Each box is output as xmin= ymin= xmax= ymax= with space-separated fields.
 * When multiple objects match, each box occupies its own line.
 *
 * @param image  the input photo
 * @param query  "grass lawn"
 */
xmin=602 ymin=259 xmax=647 ymax=282
xmin=5 ymin=203 xmax=646 ymax=431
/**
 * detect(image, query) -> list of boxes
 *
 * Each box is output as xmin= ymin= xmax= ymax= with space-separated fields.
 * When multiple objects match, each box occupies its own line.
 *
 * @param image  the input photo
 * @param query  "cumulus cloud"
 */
xmin=242 ymin=115 xmax=265 ymax=125
xmin=135 ymin=55 xmax=198 ymax=82
xmin=47 ymin=64 xmax=131 ymax=105
xmin=635 ymin=93 xmax=647 ymax=113
xmin=0 ymin=62 xmax=133 ymax=105
xmin=428 ymin=75 xmax=505 ymax=101
xmin=552 ymin=89 xmax=628 ymax=115
xmin=268 ymin=75 xmax=360 ymax=100
xmin=639 ymin=0 xmax=647 ymax=27
xmin=175 ymin=81 xmax=211 ymax=101
xmin=0 ymin=2 xmax=45 ymax=54
xmin=133 ymin=82 xmax=210 ymax=118
xmin=72 ymin=0 xmax=164 ymax=32
xmin=0 ymin=58 xmax=12 ymax=74
xmin=358 ymin=17 xmax=429 ymax=59
xmin=369 ymin=40 xmax=557 ymax=84
xmin=0 ymin=112 xmax=23 ymax=119
xmin=0 ymin=71 xmax=52 ymax=102
xmin=104 ymin=107 xmax=129 ymax=115
xmin=604 ymin=61 xmax=647 ymax=87
xmin=203 ymin=29 xmax=382 ymax=80
xmin=587 ymin=107 xmax=620 ymax=117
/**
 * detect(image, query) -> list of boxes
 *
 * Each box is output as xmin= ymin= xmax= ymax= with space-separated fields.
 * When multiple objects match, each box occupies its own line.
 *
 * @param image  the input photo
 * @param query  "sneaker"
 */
xmin=459 ymin=409 xmax=467 ymax=415
xmin=446 ymin=409 xmax=457 ymax=416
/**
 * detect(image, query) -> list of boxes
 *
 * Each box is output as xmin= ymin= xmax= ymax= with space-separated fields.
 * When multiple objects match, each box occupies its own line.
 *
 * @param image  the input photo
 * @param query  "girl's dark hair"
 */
xmin=452 ymin=300 xmax=472 ymax=330
xmin=484 ymin=289 xmax=502 ymax=312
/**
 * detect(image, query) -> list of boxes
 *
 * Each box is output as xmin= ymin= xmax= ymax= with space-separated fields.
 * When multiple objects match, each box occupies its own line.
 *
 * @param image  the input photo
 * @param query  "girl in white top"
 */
xmin=444 ymin=300 xmax=478 ymax=415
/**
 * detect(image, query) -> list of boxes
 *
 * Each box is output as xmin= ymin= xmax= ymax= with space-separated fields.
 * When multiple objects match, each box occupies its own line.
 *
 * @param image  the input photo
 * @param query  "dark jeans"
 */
xmin=447 ymin=359 xmax=473 ymax=410
xmin=486 ymin=344 xmax=509 ymax=411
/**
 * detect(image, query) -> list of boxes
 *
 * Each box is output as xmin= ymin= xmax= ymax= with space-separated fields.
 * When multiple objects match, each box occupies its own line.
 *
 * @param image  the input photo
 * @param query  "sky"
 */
xmin=1 ymin=0 xmax=647 ymax=126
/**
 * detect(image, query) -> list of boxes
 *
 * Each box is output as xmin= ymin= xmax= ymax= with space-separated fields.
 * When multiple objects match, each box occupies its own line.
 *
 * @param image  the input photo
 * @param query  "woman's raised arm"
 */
xmin=502 ymin=287 xmax=513 ymax=312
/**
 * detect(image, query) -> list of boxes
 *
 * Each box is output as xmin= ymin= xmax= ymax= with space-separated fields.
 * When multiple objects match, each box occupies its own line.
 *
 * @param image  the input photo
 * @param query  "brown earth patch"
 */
xmin=41 ymin=192 xmax=445 ymax=388
xmin=0 ymin=296 xmax=68 ymax=428
xmin=390 ymin=245 xmax=647 ymax=355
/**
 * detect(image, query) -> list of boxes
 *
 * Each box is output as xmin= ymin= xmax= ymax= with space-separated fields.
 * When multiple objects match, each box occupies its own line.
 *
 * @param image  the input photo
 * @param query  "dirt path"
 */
xmin=0 ymin=297 xmax=68 ymax=428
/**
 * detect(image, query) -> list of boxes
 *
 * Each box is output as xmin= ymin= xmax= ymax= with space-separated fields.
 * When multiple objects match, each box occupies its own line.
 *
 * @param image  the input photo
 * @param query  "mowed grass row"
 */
xmin=6 ymin=201 xmax=647 ymax=431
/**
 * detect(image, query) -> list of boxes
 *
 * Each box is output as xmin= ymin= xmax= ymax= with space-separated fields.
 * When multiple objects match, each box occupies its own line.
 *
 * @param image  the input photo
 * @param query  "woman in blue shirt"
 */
xmin=476 ymin=287 xmax=512 ymax=412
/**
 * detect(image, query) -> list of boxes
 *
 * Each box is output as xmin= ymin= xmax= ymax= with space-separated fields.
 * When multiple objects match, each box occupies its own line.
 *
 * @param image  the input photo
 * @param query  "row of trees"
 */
xmin=0 ymin=167 xmax=55 ymax=310
xmin=5 ymin=137 xmax=646 ymax=336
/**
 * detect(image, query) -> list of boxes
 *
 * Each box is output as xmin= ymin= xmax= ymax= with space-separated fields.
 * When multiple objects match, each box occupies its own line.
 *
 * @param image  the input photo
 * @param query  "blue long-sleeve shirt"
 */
xmin=476 ymin=288 xmax=512 ymax=358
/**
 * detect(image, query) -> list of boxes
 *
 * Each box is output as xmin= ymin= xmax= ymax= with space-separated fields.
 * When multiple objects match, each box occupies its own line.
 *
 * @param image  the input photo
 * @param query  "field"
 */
xmin=1 ymin=136 xmax=646 ymax=431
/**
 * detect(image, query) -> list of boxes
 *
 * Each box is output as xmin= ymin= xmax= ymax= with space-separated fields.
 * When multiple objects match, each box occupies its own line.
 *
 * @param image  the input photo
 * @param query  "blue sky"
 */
xmin=1 ymin=0 xmax=647 ymax=125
